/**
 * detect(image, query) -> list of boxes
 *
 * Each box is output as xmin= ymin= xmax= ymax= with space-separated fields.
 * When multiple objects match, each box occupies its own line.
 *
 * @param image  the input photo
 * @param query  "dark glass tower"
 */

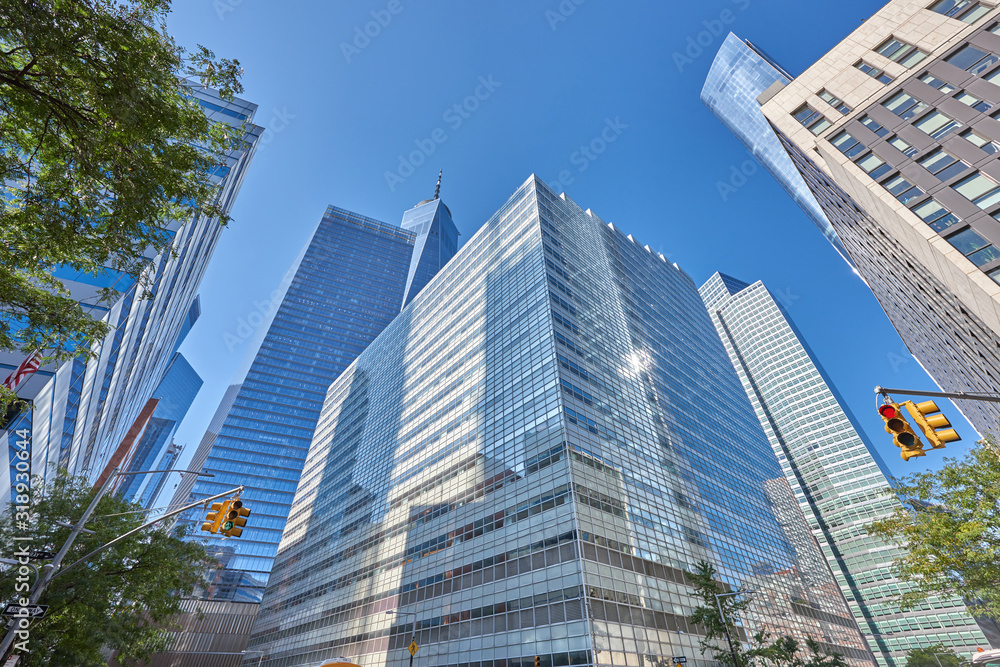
xmin=182 ymin=199 xmax=458 ymax=604
xmin=247 ymin=176 xmax=870 ymax=667
xmin=119 ymin=352 xmax=203 ymax=505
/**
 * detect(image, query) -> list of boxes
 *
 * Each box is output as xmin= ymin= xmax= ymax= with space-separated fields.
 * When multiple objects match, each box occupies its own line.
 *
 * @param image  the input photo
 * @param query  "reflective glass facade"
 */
xmin=0 ymin=87 xmax=261 ymax=503
xmin=701 ymin=33 xmax=852 ymax=265
xmin=743 ymin=2 xmax=1000 ymax=440
xmin=401 ymin=198 xmax=459 ymax=309
xmin=701 ymin=273 xmax=992 ymax=666
xmin=182 ymin=201 xmax=456 ymax=604
xmin=247 ymin=176 xmax=870 ymax=667
xmin=119 ymin=352 xmax=203 ymax=506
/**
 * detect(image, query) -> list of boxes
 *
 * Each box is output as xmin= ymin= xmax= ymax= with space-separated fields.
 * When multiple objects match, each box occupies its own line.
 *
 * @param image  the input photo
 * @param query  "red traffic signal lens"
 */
xmin=878 ymin=404 xmax=897 ymax=419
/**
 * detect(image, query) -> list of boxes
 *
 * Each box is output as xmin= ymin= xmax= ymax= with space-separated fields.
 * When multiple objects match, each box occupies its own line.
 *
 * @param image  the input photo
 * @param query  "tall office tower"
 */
xmin=702 ymin=33 xmax=852 ymax=265
xmin=118 ymin=352 xmax=203 ymax=507
xmin=705 ymin=2 xmax=1000 ymax=436
xmin=183 ymin=198 xmax=458 ymax=604
xmin=246 ymin=175 xmax=871 ymax=667
xmin=0 ymin=87 xmax=261 ymax=502
xmin=700 ymin=273 xmax=997 ymax=665
xmin=152 ymin=197 xmax=459 ymax=667
xmin=165 ymin=382 xmax=242 ymax=512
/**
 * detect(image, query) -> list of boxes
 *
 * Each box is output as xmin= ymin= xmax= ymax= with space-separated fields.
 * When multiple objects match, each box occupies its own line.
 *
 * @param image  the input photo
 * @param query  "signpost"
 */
xmin=0 ymin=605 xmax=47 ymax=619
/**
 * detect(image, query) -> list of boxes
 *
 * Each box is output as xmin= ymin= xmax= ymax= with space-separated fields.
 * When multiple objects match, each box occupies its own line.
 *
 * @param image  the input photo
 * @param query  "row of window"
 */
xmin=828 ymin=38 xmax=1000 ymax=273
xmin=816 ymin=6 xmax=998 ymax=137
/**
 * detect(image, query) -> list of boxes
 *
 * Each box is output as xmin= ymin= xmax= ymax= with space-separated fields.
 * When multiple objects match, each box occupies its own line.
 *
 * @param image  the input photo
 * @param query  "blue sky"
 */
xmin=159 ymin=0 xmax=973 ymax=499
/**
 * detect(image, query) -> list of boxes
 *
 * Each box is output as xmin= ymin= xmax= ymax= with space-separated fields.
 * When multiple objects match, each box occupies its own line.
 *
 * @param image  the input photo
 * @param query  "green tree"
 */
xmin=685 ymin=560 xmax=847 ymax=667
xmin=0 ymin=471 xmax=212 ymax=666
xmin=0 ymin=0 xmax=246 ymax=412
xmin=867 ymin=438 xmax=1000 ymax=620
xmin=904 ymin=645 xmax=961 ymax=667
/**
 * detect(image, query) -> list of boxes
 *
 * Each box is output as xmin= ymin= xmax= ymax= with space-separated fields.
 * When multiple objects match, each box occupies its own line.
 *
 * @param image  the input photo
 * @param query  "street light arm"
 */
xmin=52 ymin=484 xmax=245 ymax=581
xmin=875 ymin=385 xmax=1000 ymax=404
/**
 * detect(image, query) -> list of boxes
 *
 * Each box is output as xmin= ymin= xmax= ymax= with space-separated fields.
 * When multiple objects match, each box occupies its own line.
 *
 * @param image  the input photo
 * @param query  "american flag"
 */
xmin=2 ymin=351 xmax=43 ymax=392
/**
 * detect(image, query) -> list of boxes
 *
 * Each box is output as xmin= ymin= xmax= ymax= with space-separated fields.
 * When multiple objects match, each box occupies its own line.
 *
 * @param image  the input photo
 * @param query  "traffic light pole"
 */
xmin=875 ymin=386 xmax=1000 ymax=404
xmin=50 ymin=485 xmax=245 ymax=582
xmin=0 ymin=480 xmax=243 ymax=660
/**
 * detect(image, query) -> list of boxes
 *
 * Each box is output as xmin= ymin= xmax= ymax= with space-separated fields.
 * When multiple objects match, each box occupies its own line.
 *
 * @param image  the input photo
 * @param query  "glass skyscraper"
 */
xmin=705 ymin=3 xmax=1000 ymax=438
xmin=246 ymin=176 xmax=870 ymax=667
xmin=118 ymin=352 xmax=203 ymax=506
xmin=180 ymin=198 xmax=459 ymax=605
xmin=700 ymin=273 xmax=997 ymax=666
xmin=1 ymin=87 xmax=261 ymax=504
xmin=701 ymin=33 xmax=851 ymax=265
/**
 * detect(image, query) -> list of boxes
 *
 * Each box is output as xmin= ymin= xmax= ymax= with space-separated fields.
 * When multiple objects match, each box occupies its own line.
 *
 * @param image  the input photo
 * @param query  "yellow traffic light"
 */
xmin=877 ymin=402 xmax=926 ymax=461
xmin=904 ymin=400 xmax=961 ymax=450
xmin=221 ymin=499 xmax=251 ymax=537
xmin=201 ymin=500 xmax=231 ymax=534
xmin=534 ymin=657 xmax=540 ymax=667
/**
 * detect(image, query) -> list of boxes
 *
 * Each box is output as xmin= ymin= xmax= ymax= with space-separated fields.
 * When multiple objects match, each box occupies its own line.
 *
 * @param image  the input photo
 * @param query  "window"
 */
xmin=884 ymin=91 xmax=929 ymax=120
xmin=883 ymin=175 xmax=925 ymax=203
xmin=986 ymin=266 xmax=1000 ymax=284
xmin=831 ymin=131 xmax=867 ymax=158
xmin=889 ymin=135 xmax=919 ymax=157
xmin=954 ymin=171 xmax=1000 ymax=208
xmin=856 ymin=152 xmax=893 ymax=179
xmin=877 ymin=37 xmax=929 ymax=68
xmin=819 ymin=89 xmax=851 ymax=114
xmin=955 ymin=91 xmax=992 ymax=112
xmin=920 ymin=73 xmax=957 ymax=94
xmin=860 ymin=115 xmax=889 ymax=137
xmin=929 ymin=0 xmax=991 ymax=23
xmin=919 ymin=149 xmax=969 ymax=181
xmin=913 ymin=198 xmax=962 ymax=232
xmin=961 ymin=128 xmax=1000 ymax=154
xmin=947 ymin=228 xmax=1000 ymax=265
xmin=945 ymin=44 xmax=1000 ymax=74
xmin=856 ymin=61 xmax=893 ymax=84
xmin=793 ymin=104 xmax=832 ymax=135
xmin=914 ymin=111 xmax=962 ymax=139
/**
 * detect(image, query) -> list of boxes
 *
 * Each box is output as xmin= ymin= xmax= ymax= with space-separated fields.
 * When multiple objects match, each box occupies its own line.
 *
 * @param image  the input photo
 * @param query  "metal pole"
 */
xmin=715 ymin=593 xmax=741 ymax=667
xmin=0 ymin=480 xmax=243 ymax=660
xmin=387 ymin=610 xmax=417 ymax=667
xmin=53 ymin=485 xmax=245 ymax=580
xmin=934 ymin=653 xmax=957 ymax=667
xmin=875 ymin=386 xmax=1000 ymax=404
xmin=0 ymin=465 xmax=121 ymax=658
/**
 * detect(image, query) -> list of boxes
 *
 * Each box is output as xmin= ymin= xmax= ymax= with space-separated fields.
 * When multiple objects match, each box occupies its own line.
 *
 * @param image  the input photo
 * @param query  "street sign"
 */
xmin=408 ymin=641 xmax=419 ymax=656
xmin=1 ymin=604 xmax=48 ymax=619
xmin=27 ymin=550 xmax=54 ymax=561
xmin=673 ymin=658 xmax=687 ymax=664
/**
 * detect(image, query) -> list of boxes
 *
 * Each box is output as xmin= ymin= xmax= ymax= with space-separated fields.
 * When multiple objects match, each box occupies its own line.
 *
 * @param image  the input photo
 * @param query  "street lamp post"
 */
xmin=714 ymin=590 xmax=755 ymax=667
xmin=387 ymin=610 xmax=418 ymax=667
xmin=0 ymin=469 xmax=236 ymax=661
xmin=934 ymin=653 xmax=958 ymax=667
xmin=242 ymin=649 xmax=266 ymax=666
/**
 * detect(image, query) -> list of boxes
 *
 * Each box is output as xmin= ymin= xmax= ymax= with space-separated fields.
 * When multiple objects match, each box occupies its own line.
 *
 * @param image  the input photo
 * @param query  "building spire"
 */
xmin=434 ymin=170 xmax=442 ymax=200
